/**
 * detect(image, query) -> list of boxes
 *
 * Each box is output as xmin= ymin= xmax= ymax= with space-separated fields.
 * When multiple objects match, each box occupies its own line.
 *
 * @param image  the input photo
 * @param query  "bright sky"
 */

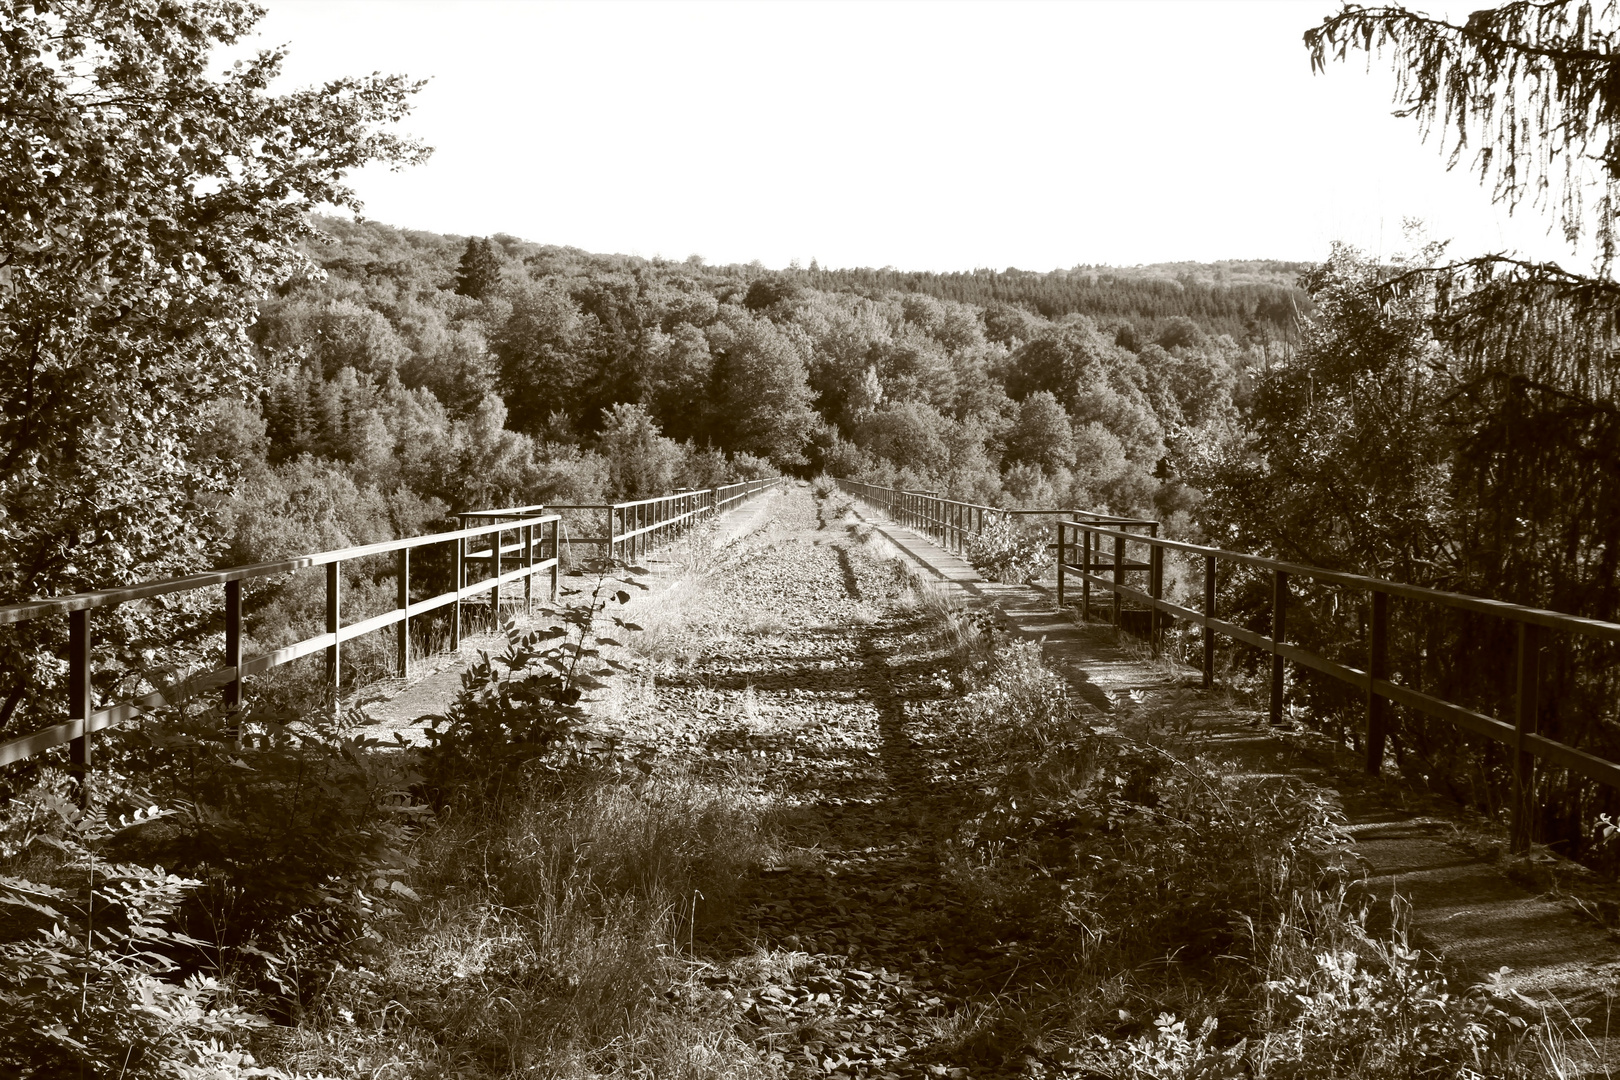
xmin=246 ymin=0 xmax=1584 ymax=272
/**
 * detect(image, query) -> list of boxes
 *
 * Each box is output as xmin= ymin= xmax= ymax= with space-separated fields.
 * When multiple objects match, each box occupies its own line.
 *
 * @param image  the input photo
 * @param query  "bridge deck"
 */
xmin=855 ymin=502 xmax=1620 ymax=1047
xmin=352 ymin=488 xmax=784 ymax=739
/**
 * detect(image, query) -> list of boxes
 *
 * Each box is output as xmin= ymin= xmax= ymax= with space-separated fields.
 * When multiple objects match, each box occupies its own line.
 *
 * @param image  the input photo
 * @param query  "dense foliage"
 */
xmin=237 ymin=217 xmax=1293 ymax=526
xmin=0 ymin=0 xmax=426 ymax=736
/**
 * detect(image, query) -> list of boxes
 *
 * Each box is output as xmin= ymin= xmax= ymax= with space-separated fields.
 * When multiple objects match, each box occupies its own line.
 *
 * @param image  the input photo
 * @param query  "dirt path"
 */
xmin=586 ymin=485 xmax=1036 ymax=1078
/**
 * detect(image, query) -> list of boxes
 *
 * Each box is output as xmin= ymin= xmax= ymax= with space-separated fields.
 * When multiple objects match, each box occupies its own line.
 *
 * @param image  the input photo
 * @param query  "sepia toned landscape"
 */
xmin=7 ymin=2 xmax=1620 ymax=1077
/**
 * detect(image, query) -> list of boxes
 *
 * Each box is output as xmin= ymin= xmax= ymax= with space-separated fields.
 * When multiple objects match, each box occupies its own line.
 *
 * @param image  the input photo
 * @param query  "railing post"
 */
xmin=1269 ymin=569 xmax=1287 ymax=726
xmin=1511 ymin=622 xmax=1542 ymax=852
xmin=397 ymin=548 xmax=410 ymax=678
xmin=1055 ymin=521 xmax=1066 ymax=608
xmin=549 ymin=518 xmax=560 ymax=599
xmin=491 ymin=523 xmax=502 ymax=630
xmin=452 ymin=533 xmax=464 ymax=651
xmin=225 ymin=579 xmax=242 ymax=730
xmin=1366 ymin=589 xmax=1389 ymax=773
xmin=1111 ymin=533 xmax=1123 ymax=626
xmin=1150 ymin=543 xmax=1164 ymax=654
xmin=1202 ymin=554 xmax=1215 ymax=689
xmin=68 ymin=608 xmax=91 ymax=807
xmin=326 ymin=560 xmax=341 ymax=711
xmin=524 ymin=523 xmax=534 ymax=619
xmin=1082 ymin=529 xmax=1092 ymax=621
xmin=608 ymin=507 xmax=618 ymax=563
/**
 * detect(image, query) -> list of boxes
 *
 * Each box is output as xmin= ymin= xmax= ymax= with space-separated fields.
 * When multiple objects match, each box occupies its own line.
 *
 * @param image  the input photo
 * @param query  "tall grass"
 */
xmin=938 ymin=637 xmax=1602 ymax=1079
xmin=268 ymin=763 xmax=779 ymax=1078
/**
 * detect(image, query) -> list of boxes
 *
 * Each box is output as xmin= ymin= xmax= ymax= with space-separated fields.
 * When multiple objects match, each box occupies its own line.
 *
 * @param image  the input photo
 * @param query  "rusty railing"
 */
xmin=0 ymin=476 xmax=783 ymax=784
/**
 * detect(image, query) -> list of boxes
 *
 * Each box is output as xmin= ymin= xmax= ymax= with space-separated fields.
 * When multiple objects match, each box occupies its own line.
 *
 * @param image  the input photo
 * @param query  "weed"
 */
xmin=965 ymin=513 xmax=1049 ymax=585
xmin=271 ymin=762 xmax=779 ymax=1078
xmin=0 ymin=797 xmax=280 ymax=1079
xmin=938 ymin=637 xmax=1592 ymax=1078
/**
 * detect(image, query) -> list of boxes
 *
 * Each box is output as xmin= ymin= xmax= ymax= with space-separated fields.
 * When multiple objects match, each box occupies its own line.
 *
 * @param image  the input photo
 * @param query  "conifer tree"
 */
xmin=455 ymin=237 xmax=504 ymax=299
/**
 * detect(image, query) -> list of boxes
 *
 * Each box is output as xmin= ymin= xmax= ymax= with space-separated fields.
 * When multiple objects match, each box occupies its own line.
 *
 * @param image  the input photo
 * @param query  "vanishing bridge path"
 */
xmin=7 ymin=477 xmax=1620 ymax=1074
xmin=363 ymin=481 xmax=1620 ymax=1075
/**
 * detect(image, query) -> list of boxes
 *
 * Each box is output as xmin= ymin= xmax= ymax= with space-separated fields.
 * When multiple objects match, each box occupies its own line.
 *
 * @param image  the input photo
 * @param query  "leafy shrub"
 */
xmin=1256 ymin=938 xmax=1532 ymax=1080
xmin=0 ymin=796 xmax=279 ymax=1079
xmin=1086 ymin=937 xmax=1541 ymax=1080
xmin=943 ymin=639 xmax=1566 ymax=1078
xmin=421 ymin=562 xmax=646 ymax=808
xmin=966 ymin=513 xmax=1049 ymax=584
xmin=102 ymin=703 xmax=428 ymax=1007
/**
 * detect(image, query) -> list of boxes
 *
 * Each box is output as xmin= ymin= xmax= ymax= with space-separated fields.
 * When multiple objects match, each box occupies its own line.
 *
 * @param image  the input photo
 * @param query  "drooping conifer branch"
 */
xmin=1308 ymin=2 xmax=1620 ymax=266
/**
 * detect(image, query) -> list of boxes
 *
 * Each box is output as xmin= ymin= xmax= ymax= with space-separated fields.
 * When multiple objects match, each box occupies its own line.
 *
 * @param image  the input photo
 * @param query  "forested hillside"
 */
xmin=218 ymin=216 xmax=1302 ymax=578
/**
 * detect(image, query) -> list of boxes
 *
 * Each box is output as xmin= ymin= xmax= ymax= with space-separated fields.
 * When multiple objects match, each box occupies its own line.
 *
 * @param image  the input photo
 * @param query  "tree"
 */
xmin=707 ymin=313 xmax=818 ymax=466
xmin=1246 ymin=3 xmax=1620 ymax=849
xmin=455 ymin=237 xmax=504 ymax=299
xmin=1187 ymin=245 xmax=1455 ymax=579
xmin=857 ymin=402 xmax=952 ymax=479
xmin=0 ymin=0 xmax=426 ymax=728
xmin=495 ymin=282 xmax=591 ymax=433
xmin=1307 ymin=2 xmax=1620 ymax=267
xmin=595 ymin=402 xmax=683 ymax=498
xmin=1003 ymin=391 xmax=1075 ymax=476
xmin=1305 ymin=3 xmax=1620 ymax=618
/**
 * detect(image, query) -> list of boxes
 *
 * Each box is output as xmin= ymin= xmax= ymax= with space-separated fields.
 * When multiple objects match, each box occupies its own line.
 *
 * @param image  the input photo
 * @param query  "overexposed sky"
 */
xmin=244 ymin=0 xmax=1582 ymax=271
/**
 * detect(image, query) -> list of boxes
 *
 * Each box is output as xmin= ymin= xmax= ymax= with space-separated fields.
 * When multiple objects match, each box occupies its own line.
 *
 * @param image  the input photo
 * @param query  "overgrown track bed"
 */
xmin=599 ymin=485 xmax=1047 ymax=1078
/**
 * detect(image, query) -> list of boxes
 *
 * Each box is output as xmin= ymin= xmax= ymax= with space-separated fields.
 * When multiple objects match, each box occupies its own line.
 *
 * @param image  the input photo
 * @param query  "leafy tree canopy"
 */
xmin=0 ymin=0 xmax=425 ymax=717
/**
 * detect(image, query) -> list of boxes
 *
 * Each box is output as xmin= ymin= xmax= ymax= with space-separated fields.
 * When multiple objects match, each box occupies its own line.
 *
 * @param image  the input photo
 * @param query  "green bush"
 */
xmin=966 ymin=513 xmax=1049 ymax=584
xmin=420 ymin=563 xmax=646 ymax=808
xmin=102 ymin=703 xmax=427 ymax=1008
xmin=0 ymin=796 xmax=280 ymax=1079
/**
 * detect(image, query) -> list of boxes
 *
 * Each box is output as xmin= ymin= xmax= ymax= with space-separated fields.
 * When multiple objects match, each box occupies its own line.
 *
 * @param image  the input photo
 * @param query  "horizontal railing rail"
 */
xmin=1056 ymin=518 xmax=1620 ymax=852
xmin=836 ymin=476 xmax=1620 ymax=852
xmin=0 ymin=476 xmax=783 ymax=785
xmin=834 ymin=478 xmax=1155 ymax=560
xmin=0 ymin=510 xmax=561 ymax=773
xmin=541 ymin=476 xmax=782 ymax=563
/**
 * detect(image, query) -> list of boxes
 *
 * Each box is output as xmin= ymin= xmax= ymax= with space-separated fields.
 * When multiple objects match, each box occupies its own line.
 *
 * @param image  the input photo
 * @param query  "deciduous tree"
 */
xmin=0 ymin=0 xmax=425 ymax=726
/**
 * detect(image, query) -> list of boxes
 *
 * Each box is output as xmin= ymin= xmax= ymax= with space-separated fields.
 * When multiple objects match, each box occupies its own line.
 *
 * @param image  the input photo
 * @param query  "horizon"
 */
xmin=329 ymin=214 xmax=1318 ymax=277
xmin=252 ymin=0 xmax=1588 ymax=275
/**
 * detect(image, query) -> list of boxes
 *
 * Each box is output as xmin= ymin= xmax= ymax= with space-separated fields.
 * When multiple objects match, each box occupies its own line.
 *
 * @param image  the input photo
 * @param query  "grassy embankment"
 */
xmin=0 ymin=489 xmax=1601 ymax=1078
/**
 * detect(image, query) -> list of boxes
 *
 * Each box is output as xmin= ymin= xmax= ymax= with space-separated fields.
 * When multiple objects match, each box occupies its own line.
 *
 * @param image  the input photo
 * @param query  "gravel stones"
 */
xmin=594 ymin=484 xmax=1041 ymax=1079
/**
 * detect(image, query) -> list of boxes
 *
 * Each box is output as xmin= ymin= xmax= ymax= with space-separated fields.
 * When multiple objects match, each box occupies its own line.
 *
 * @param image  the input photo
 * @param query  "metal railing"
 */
xmin=1056 ymin=519 xmax=1620 ymax=851
xmin=837 ymin=477 xmax=1620 ymax=851
xmin=834 ymin=478 xmax=1156 ymax=560
xmin=533 ymin=477 xmax=782 ymax=563
xmin=0 ymin=476 xmax=783 ymax=783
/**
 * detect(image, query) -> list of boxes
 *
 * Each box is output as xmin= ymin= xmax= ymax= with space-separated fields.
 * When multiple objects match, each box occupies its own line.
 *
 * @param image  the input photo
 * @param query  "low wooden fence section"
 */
xmin=0 ymin=477 xmax=782 ymax=783
xmin=0 ymin=510 xmax=560 ymax=777
xmin=837 ymin=478 xmax=1620 ymax=852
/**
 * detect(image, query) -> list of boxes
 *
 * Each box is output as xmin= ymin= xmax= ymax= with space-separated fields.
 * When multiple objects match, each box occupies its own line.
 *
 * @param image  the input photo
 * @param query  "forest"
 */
xmin=8 ymin=0 xmax=1620 ymax=1077
xmin=202 ymin=216 xmax=1311 ymax=572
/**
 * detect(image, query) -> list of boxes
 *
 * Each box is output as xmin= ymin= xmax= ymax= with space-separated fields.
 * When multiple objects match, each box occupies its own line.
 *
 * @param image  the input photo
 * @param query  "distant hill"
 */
xmin=1071 ymin=259 xmax=1312 ymax=289
xmin=302 ymin=218 xmax=1310 ymax=347
xmin=804 ymin=261 xmax=1313 ymax=345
